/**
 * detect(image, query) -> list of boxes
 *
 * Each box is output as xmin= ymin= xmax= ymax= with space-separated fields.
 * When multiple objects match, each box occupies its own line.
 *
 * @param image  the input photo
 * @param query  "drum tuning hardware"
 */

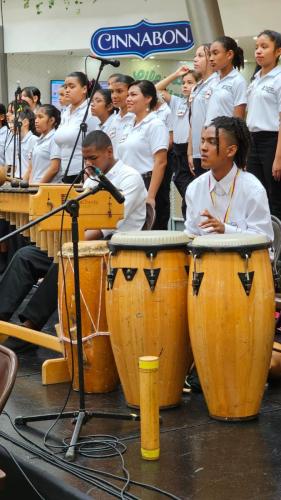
xmin=192 ymin=272 xmax=204 ymax=295
xmin=192 ymin=254 xmax=204 ymax=295
xmin=238 ymin=271 xmax=254 ymax=295
xmin=143 ymin=268 xmax=161 ymax=291
xmin=122 ymin=268 xmax=138 ymax=281
xmin=238 ymin=253 xmax=254 ymax=295
xmin=107 ymin=268 xmax=118 ymax=290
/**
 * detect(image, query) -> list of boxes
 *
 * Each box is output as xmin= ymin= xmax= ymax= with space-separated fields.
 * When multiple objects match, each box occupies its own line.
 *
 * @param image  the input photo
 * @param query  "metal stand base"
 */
xmin=15 ymin=409 xmax=140 ymax=461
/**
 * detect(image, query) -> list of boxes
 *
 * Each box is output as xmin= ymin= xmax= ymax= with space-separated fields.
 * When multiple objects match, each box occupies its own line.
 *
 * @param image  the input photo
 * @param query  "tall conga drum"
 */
xmin=188 ymin=233 xmax=275 ymax=420
xmin=58 ymin=241 xmax=119 ymax=393
xmin=106 ymin=231 xmax=193 ymax=408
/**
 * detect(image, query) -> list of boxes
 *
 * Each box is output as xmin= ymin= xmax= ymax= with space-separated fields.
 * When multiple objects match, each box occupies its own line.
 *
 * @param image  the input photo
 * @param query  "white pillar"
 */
xmin=0 ymin=18 xmax=8 ymax=105
xmin=185 ymin=0 xmax=224 ymax=46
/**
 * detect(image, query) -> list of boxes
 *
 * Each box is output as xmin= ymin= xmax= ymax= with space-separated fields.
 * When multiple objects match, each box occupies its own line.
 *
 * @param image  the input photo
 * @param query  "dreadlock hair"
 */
xmin=209 ymin=116 xmax=251 ymax=169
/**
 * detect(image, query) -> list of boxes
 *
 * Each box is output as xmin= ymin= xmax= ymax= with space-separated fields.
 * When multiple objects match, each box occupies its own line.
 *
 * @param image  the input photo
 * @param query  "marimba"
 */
xmin=0 ymin=183 xmax=124 ymax=261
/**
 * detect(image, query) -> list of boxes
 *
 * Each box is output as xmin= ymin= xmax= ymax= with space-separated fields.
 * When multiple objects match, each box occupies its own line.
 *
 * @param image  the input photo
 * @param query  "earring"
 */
xmin=146 ymin=106 xmax=150 ymax=112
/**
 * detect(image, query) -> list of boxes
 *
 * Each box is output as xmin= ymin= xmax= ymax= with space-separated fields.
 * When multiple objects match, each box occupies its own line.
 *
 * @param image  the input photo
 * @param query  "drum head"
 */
xmin=109 ymin=230 xmax=193 ymax=252
xmin=191 ymin=233 xmax=271 ymax=253
xmin=60 ymin=240 xmax=109 ymax=258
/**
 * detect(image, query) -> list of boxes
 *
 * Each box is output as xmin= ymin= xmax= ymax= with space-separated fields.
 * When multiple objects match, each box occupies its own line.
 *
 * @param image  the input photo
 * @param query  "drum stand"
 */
xmin=0 ymin=186 xmax=140 ymax=462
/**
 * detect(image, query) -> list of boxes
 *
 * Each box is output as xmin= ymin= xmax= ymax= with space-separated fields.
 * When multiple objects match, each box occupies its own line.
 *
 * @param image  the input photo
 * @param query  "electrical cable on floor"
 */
xmin=0 ymin=443 xmax=46 ymax=499
xmin=0 ymin=412 xmax=182 ymax=499
xmin=3 ymin=174 xmax=181 ymax=499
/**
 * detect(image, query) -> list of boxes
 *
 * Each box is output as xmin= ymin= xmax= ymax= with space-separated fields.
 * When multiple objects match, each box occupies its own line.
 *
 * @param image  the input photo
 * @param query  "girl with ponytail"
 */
xmin=247 ymin=29 xmax=281 ymax=221
xmin=205 ymin=36 xmax=247 ymax=123
xmin=54 ymin=71 xmax=100 ymax=183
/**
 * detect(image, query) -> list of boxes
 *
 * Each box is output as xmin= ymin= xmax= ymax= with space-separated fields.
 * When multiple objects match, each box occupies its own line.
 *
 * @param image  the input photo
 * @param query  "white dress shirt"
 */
xmin=83 ymin=159 xmax=147 ymax=237
xmin=54 ymin=100 xmax=99 ymax=176
xmin=117 ymin=113 xmax=169 ymax=175
xmin=205 ymin=69 xmax=247 ymax=125
xmin=247 ymin=66 xmax=281 ymax=132
xmin=184 ymin=163 xmax=274 ymax=240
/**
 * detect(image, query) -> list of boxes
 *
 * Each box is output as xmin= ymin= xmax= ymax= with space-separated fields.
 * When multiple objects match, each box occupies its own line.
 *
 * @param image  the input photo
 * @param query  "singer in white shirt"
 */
xmin=184 ymin=116 xmax=274 ymax=241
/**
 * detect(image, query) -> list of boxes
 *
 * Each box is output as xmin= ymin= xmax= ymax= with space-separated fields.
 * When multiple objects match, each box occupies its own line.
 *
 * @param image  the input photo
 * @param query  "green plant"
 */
xmin=12 ymin=0 xmax=97 ymax=15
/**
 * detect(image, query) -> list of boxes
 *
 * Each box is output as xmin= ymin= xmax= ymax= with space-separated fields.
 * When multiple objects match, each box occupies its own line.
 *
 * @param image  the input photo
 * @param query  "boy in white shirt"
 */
xmin=184 ymin=115 xmax=273 ymax=240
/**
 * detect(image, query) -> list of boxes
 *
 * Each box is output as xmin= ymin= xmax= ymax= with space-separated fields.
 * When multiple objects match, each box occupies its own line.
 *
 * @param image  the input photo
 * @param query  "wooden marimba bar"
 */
xmin=0 ymin=183 xmax=124 ymax=261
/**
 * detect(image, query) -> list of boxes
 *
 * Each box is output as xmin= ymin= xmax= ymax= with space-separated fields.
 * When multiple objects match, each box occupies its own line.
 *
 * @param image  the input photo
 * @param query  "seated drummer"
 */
xmin=0 ymin=130 xmax=147 ymax=352
xmin=184 ymin=116 xmax=280 ymax=383
xmin=184 ymin=115 xmax=273 ymax=240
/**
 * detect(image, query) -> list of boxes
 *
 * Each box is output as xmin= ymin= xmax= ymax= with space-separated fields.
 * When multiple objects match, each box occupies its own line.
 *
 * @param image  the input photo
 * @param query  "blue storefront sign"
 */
xmin=91 ymin=19 xmax=194 ymax=59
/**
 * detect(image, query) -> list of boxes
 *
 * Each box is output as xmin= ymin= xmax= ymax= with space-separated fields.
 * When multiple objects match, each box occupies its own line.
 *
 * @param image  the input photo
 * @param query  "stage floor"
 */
xmin=1 ymin=345 xmax=281 ymax=500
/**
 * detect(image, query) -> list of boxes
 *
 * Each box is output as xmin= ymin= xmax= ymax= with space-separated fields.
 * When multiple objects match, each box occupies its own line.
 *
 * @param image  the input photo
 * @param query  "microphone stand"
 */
xmin=12 ymin=85 xmax=22 ymax=179
xmin=62 ymin=59 xmax=106 ymax=183
xmin=0 ymin=184 xmax=139 ymax=462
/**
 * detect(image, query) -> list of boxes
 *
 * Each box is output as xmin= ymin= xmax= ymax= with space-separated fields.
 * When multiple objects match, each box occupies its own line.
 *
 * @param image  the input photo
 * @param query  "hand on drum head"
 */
xmin=199 ymin=210 xmax=225 ymax=234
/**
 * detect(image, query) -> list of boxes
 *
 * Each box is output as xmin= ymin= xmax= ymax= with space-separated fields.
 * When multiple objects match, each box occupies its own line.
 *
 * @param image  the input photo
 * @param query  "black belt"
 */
xmin=173 ymin=142 xmax=188 ymax=154
xmin=141 ymin=171 xmax=152 ymax=179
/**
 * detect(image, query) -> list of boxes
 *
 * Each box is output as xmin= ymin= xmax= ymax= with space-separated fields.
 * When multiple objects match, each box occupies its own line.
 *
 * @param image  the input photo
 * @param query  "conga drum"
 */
xmin=188 ymin=233 xmax=275 ymax=420
xmin=106 ymin=231 xmax=193 ymax=408
xmin=58 ymin=241 xmax=119 ymax=393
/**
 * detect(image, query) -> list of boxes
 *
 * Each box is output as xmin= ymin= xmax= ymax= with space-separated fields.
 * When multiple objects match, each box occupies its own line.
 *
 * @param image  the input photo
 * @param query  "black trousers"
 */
xmin=247 ymin=131 xmax=281 ymax=221
xmin=173 ymin=142 xmax=194 ymax=219
xmin=193 ymin=158 xmax=206 ymax=177
xmin=0 ymin=245 xmax=56 ymax=329
xmin=142 ymin=151 xmax=174 ymax=230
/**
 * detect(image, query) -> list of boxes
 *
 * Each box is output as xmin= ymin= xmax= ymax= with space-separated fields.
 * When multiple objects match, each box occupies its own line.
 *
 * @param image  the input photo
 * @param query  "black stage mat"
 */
xmin=1 ymin=347 xmax=281 ymax=499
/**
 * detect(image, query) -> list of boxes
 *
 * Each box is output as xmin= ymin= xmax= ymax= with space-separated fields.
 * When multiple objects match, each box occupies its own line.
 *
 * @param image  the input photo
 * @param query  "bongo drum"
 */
xmin=58 ymin=241 xmax=119 ymax=394
xmin=106 ymin=230 xmax=193 ymax=408
xmin=188 ymin=233 xmax=275 ymax=420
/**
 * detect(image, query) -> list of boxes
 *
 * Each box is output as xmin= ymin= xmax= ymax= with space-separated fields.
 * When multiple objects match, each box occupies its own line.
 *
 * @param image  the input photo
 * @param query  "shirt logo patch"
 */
xmin=261 ymin=85 xmax=275 ymax=94
xmin=221 ymin=85 xmax=232 ymax=93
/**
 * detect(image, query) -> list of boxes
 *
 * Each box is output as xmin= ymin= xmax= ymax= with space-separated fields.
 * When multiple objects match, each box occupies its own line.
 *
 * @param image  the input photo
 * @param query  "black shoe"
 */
xmin=184 ymin=368 xmax=202 ymax=394
xmin=3 ymin=337 xmax=38 ymax=353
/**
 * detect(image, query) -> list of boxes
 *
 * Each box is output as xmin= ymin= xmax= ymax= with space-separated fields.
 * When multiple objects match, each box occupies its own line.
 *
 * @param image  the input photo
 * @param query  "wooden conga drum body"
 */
xmin=188 ymin=233 xmax=275 ymax=420
xmin=106 ymin=231 xmax=193 ymax=408
xmin=58 ymin=241 xmax=119 ymax=393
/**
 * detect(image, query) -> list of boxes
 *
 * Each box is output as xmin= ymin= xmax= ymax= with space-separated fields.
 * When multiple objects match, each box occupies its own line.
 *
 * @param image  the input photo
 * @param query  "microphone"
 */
xmin=88 ymin=54 xmax=120 ymax=68
xmin=94 ymin=167 xmax=125 ymax=204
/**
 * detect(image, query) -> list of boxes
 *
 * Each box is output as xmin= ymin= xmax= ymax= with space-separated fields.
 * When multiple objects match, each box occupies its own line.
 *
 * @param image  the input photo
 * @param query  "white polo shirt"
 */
xmin=205 ymin=69 xmax=247 ymax=125
xmin=107 ymin=112 xmax=135 ymax=157
xmin=30 ymin=129 xmax=62 ymax=183
xmin=190 ymin=73 xmax=219 ymax=158
xmin=116 ymin=113 xmax=169 ymax=175
xmin=184 ymin=163 xmax=273 ymax=240
xmin=83 ymin=159 xmax=147 ymax=237
xmin=154 ymin=102 xmax=173 ymax=131
xmin=15 ymin=131 xmax=38 ymax=177
xmin=0 ymin=126 xmax=9 ymax=164
xmin=169 ymin=95 xmax=190 ymax=144
xmin=54 ymin=100 xmax=99 ymax=176
xmin=97 ymin=113 xmax=116 ymax=136
xmin=247 ymin=66 xmax=281 ymax=132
